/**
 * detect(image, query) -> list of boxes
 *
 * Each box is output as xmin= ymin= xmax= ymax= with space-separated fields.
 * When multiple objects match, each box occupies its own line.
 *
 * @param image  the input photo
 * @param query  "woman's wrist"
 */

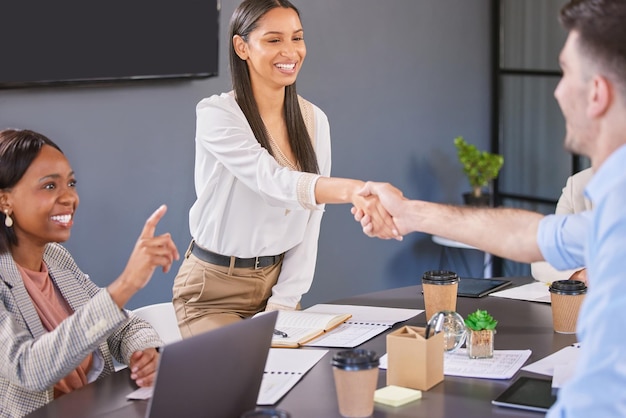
xmin=314 ymin=177 xmax=365 ymax=204
xmin=107 ymin=277 xmax=140 ymax=309
xmin=265 ymin=302 xmax=297 ymax=312
xmin=347 ymin=179 xmax=365 ymax=204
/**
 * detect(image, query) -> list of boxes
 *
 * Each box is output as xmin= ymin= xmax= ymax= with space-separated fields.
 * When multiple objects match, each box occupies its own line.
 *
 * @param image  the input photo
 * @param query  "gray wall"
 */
xmin=0 ymin=0 xmax=491 ymax=309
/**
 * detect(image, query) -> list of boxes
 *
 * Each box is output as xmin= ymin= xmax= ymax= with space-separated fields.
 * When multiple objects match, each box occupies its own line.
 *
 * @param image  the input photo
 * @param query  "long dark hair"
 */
xmin=229 ymin=0 xmax=319 ymax=174
xmin=560 ymin=0 xmax=626 ymax=95
xmin=0 ymin=129 xmax=63 ymax=253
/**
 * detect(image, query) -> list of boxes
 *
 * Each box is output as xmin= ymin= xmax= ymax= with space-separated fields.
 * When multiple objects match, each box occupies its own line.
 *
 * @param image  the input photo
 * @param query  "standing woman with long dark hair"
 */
xmin=173 ymin=0 xmax=398 ymax=337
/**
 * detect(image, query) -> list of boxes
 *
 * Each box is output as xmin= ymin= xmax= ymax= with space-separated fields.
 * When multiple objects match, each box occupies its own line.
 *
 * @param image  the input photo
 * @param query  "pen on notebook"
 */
xmin=273 ymin=329 xmax=289 ymax=338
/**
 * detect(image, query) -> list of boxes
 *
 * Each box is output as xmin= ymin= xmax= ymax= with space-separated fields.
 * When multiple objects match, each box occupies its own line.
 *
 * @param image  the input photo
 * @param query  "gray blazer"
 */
xmin=0 ymin=243 xmax=162 ymax=418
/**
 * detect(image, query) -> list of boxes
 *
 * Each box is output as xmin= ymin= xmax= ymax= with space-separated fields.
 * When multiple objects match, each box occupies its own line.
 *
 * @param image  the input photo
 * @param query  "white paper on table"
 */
xmin=379 ymin=349 xmax=532 ymax=380
xmin=490 ymin=281 xmax=551 ymax=303
xmin=257 ymin=348 xmax=328 ymax=405
xmin=552 ymin=363 xmax=577 ymax=389
xmin=521 ymin=343 xmax=580 ymax=389
xmin=442 ymin=349 xmax=532 ymax=379
xmin=126 ymin=386 xmax=153 ymax=400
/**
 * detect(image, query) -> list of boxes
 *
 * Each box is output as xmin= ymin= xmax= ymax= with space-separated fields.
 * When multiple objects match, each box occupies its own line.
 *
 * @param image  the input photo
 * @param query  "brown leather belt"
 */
xmin=189 ymin=240 xmax=282 ymax=269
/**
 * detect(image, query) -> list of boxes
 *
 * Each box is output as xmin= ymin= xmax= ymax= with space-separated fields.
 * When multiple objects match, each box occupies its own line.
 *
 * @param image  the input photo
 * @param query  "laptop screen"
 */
xmin=145 ymin=311 xmax=277 ymax=418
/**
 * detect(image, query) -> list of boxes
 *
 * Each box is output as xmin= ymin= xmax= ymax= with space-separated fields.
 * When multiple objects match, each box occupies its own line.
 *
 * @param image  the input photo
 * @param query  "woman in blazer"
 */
xmin=0 ymin=129 xmax=179 ymax=417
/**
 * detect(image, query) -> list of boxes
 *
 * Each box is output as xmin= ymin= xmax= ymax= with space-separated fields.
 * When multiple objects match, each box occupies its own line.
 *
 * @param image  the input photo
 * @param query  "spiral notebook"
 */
xmin=301 ymin=304 xmax=422 ymax=348
xmin=258 ymin=348 xmax=328 ymax=405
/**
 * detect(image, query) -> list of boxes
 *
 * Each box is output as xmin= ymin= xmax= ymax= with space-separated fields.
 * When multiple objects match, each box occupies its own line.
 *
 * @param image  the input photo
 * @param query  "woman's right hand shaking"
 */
xmin=108 ymin=205 xmax=180 ymax=308
xmin=351 ymin=182 xmax=410 ymax=239
xmin=351 ymin=185 xmax=402 ymax=241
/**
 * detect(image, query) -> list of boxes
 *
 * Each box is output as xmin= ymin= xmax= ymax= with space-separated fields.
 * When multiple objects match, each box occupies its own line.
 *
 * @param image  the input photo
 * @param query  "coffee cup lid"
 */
xmin=422 ymin=270 xmax=459 ymax=285
xmin=331 ymin=349 xmax=379 ymax=371
xmin=549 ymin=280 xmax=587 ymax=295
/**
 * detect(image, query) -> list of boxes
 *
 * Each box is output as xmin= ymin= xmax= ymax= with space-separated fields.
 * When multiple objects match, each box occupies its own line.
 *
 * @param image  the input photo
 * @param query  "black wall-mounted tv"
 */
xmin=0 ymin=0 xmax=219 ymax=89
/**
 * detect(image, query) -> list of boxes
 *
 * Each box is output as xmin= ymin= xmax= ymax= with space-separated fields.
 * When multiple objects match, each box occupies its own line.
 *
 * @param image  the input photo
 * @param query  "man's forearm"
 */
xmin=402 ymin=200 xmax=545 ymax=263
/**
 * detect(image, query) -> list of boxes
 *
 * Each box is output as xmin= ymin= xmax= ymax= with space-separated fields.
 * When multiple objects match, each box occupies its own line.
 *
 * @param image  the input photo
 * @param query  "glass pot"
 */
xmin=466 ymin=329 xmax=495 ymax=359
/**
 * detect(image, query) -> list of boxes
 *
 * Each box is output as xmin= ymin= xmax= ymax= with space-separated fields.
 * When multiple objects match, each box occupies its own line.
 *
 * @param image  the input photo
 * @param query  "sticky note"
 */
xmin=374 ymin=385 xmax=422 ymax=407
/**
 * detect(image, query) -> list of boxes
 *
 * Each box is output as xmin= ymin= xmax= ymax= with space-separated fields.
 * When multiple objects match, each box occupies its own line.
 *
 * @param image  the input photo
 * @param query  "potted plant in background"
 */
xmin=464 ymin=309 xmax=497 ymax=359
xmin=454 ymin=136 xmax=504 ymax=206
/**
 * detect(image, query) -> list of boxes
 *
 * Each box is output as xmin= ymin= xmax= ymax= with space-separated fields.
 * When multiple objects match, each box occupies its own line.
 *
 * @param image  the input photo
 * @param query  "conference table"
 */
xmin=27 ymin=276 xmax=576 ymax=417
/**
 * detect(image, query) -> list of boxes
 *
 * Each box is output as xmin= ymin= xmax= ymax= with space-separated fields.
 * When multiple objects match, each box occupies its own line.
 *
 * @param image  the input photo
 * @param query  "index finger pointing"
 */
xmin=140 ymin=205 xmax=167 ymax=238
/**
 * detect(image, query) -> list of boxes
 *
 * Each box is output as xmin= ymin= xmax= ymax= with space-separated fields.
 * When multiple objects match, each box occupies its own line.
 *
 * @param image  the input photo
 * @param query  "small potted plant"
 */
xmin=454 ymin=136 xmax=504 ymax=206
xmin=464 ymin=309 xmax=497 ymax=359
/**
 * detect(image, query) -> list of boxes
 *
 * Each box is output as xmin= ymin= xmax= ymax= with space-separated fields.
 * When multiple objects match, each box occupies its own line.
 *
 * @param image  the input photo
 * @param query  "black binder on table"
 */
xmin=457 ymin=277 xmax=512 ymax=298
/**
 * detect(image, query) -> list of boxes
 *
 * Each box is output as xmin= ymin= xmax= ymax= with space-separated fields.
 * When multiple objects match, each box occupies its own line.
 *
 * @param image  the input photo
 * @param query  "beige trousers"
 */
xmin=172 ymin=247 xmax=283 ymax=338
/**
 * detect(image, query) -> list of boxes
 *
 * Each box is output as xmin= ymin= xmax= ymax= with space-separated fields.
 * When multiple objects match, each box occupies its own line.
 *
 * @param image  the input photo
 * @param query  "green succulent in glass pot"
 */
xmin=465 ymin=309 xmax=497 ymax=359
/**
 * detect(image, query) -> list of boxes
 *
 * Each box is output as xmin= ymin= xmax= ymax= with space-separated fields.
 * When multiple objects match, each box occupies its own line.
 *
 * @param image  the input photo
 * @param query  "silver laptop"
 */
xmin=145 ymin=311 xmax=277 ymax=418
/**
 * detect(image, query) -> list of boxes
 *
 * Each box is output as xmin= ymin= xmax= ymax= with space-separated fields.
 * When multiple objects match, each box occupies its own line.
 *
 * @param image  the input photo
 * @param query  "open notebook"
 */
xmin=301 ymin=304 xmax=422 ymax=348
xmin=259 ymin=304 xmax=421 ymax=348
xmin=265 ymin=310 xmax=352 ymax=348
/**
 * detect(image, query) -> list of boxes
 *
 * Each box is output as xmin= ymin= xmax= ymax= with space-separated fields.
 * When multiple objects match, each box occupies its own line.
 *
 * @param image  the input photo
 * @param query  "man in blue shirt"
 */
xmin=354 ymin=0 xmax=626 ymax=416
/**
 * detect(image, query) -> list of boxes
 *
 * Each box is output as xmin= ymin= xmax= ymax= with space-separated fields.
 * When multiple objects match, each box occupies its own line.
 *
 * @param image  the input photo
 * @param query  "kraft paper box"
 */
xmin=386 ymin=326 xmax=444 ymax=391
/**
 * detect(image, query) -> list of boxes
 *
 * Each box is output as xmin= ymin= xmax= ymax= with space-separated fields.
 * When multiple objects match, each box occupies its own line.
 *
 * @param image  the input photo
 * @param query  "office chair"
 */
xmin=132 ymin=302 xmax=183 ymax=345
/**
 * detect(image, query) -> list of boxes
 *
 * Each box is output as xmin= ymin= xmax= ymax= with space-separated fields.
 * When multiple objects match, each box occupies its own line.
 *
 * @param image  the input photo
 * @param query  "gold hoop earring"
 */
xmin=4 ymin=210 xmax=13 ymax=228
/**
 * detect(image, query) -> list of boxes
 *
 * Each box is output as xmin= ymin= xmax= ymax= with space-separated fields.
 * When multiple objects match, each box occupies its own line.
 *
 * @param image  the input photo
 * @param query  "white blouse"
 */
xmin=188 ymin=92 xmax=332 ymax=308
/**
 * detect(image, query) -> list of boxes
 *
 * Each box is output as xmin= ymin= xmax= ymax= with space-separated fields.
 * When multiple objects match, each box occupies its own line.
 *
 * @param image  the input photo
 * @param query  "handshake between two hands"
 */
xmin=351 ymin=182 xmax=408 ymax=241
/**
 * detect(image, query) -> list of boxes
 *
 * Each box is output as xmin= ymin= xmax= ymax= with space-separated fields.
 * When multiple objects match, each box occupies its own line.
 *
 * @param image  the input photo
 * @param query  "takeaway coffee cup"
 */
xmin=549 ymin=280 xmax=587 ymax=334
xmin=422 ymin=270 xmax=459 ymax=321
xmin=332 ymin=349 xmax=379 ymax=417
